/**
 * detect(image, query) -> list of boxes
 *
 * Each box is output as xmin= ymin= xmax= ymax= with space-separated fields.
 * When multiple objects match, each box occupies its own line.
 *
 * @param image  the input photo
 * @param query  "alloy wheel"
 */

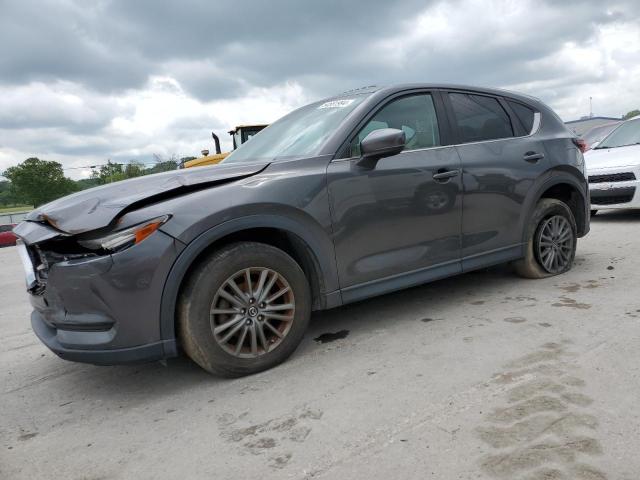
xmin=535 ymin=215 xmax=574 ymax=274
xmin=210 ymin=267 xmax=295 ymax=358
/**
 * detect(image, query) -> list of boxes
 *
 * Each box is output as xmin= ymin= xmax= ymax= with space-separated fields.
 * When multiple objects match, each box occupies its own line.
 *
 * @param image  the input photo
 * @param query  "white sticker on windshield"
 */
xmin=318 ymin=99 xmax=355 ymax=109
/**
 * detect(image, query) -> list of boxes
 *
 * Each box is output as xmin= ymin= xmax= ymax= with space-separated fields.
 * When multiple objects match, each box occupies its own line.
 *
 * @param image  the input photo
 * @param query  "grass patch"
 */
xmin=0 ymin=205 xmax=32 ymax=214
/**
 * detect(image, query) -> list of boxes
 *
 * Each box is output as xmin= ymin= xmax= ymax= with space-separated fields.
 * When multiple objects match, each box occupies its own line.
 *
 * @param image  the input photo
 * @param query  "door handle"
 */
xmin=523 ymin=151 xmax=544 ymax=163
xmin=433 ymin=169 xmax=460 ymax=181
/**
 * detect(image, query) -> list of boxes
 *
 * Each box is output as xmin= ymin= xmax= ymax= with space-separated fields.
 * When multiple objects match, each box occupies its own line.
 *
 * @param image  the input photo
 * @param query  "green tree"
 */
xmin=622 ymin=109 xmax=640 ymax=120
xmin=90 ymin=160 xmax=124 ymax=184
xmin=0 ymin=180 xmax=18 ymax=206
xmin=2 ymin=157 xmax=77 ymax=207
xmin=124 ymin=161 xmax=145 ymax=178
xmin=90 ymin=160 xmax=146 ymax=184
xmin=147 ymin=160 xmax=179 ymax=175
xmin=74 ymin=177 xmax=102 ymax=191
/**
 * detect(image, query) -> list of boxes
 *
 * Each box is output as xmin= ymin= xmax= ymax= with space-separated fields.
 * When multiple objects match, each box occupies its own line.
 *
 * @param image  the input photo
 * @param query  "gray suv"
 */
xmin=15 ymin=84 xmax=590 ymax=376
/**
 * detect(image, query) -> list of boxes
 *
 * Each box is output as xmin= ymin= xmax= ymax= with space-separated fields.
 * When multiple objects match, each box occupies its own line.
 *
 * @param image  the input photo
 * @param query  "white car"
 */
xmin=585 ymin=116 xmax=640 ymax=214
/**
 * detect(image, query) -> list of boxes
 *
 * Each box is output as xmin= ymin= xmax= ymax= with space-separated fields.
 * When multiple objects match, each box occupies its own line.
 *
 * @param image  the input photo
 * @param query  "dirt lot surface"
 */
xmin=2 ymin=211 xmax=639 ymax=480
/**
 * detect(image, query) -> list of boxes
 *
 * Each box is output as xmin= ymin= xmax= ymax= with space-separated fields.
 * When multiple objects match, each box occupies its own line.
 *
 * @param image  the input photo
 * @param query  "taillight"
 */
xmin=573 ymin=137 xmax=588 ymax=153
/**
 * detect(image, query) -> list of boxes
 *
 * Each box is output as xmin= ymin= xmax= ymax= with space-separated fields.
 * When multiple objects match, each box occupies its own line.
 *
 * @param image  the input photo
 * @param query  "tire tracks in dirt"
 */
xmin=475 ymin=341 xmax=607 ymax=480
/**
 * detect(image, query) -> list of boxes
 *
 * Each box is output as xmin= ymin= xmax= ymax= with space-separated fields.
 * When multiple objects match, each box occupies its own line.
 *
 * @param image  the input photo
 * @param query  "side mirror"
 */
xmin=358 ymin=128 xmax=406 ymax=166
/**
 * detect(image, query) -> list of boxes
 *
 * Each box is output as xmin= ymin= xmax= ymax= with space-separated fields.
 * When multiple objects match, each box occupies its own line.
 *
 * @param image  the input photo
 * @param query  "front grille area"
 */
xmin=592 ymin=194 xmax=635 ymax=205
xmin=590 ymin=186 xmax=636 ymax=205
xmin=588 ymin=172 xmax=636 ymax=183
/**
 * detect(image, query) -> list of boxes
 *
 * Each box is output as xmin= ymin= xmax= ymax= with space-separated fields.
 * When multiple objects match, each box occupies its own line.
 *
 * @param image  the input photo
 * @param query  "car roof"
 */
xmin=329 ymin=83 xmax=540 ymax=105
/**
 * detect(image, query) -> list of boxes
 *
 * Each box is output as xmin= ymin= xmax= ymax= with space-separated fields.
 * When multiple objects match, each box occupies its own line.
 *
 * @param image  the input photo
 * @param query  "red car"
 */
xmin=0 ymin=224 xmax=17 ymax=247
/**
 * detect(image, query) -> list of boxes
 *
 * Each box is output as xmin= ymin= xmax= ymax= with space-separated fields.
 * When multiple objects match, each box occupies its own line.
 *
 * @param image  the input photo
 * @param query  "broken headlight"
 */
xmin=78 ymin=215 xmax=170 ymax=253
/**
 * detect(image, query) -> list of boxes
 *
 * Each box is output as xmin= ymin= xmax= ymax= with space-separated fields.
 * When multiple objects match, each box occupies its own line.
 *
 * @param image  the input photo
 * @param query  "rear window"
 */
xmin=0 ymin=225 xmax=12 ymax=233
xmin=449 ymin=93 xmax=514 ymax=143
xmin=507 ymin=100 xmax=535 ymax=133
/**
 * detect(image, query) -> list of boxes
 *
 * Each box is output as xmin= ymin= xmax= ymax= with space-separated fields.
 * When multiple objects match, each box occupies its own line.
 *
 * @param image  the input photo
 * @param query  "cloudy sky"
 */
xmin=1 ymin=0 xmax=639 ymax=179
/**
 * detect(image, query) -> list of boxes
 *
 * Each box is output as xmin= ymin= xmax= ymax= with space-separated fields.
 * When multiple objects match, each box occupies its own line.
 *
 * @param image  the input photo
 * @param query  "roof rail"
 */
xmin=340 ymin=85 xmax=379 ymax=95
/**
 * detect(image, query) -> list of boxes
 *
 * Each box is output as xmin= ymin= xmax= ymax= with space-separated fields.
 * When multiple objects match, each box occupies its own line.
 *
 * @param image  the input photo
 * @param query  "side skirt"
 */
xmin=338 ymin=244 xmax=524 ymax=306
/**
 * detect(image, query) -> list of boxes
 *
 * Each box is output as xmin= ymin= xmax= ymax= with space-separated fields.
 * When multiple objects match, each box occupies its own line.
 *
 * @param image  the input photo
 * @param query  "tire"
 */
xmin=178 ymin=242 xmax=311 ymax=377
xmin=514 ymin=198 xmax=577 ymax=279
xmin=590 ymin=209 xmax=598 ymax=217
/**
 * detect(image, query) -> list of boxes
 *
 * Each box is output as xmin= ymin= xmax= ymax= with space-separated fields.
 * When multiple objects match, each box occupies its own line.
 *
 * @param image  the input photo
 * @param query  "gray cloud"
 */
xmin=2 ymin=0 xmax=639 ymax=99
xmin=0 ymin=1 xmax=151 ymax=92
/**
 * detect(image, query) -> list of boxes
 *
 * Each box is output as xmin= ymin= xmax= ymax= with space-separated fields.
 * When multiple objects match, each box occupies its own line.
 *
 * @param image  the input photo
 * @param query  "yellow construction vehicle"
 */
xmin=183 ymin=124 xmax=268 ymax=168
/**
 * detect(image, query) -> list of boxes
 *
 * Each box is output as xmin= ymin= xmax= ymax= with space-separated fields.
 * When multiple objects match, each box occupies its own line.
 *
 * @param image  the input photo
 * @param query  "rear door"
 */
xmin=443 ymin=91 xmax=548 ymax=268
xmin=327 ymin=91 xmax=463 ymax=298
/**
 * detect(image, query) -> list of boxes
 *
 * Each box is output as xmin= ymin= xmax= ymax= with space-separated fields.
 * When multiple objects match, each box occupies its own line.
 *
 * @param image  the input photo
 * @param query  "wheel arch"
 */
xmin=523 ymin=172 xmax=589 ymax=243
xmin=159 ymin=215 xmax=342 ymax=346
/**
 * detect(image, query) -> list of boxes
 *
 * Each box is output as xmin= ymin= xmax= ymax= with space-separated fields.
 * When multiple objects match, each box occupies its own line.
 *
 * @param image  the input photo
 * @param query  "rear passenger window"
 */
xmin=351 ymin=94 xmax=440 ymax=157
xmin=449 ymin=93 xmax=514 ymax=143
xmin=507 ymin=100 xmax=535 ymax=133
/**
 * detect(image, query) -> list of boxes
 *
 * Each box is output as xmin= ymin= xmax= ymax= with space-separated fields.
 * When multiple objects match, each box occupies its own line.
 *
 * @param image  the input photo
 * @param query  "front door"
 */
xmin=326 ymin=93 xmax=463 ymax=300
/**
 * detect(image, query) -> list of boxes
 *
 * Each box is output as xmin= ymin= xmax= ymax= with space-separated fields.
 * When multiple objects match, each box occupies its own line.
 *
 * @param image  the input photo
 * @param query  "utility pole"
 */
xmin=589 ymin=96 xmax=593 ymax=118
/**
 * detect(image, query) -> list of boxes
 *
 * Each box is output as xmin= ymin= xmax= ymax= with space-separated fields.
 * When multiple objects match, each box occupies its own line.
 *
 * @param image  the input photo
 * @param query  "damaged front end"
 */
xmin=16 ymin=221 xmax=100 ymax=296
xmin=12 ymin=161 xmax=270 ymax=364
xmin=14 ymin=213 xmax=184 ymax=365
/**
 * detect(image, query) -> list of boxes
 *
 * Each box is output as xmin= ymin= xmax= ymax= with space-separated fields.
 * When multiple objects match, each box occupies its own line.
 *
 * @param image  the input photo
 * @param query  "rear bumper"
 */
xmin=32 ymin=310 xmax=176 ymax=365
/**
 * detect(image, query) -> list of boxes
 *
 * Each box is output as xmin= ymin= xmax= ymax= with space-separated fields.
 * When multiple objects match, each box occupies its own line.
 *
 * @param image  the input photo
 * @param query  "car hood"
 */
xmin=21 ymin=162 xmax=269 ymax=236
xmin=585 ymin=143 xmax=640 ymax=171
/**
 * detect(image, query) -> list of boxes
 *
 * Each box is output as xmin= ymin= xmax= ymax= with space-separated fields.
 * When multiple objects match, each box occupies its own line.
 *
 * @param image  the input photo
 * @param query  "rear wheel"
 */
xmin=514 ymin=198 xmax=577 ymax=279
xmin=178 ymin=242 xmax=311 ymax=377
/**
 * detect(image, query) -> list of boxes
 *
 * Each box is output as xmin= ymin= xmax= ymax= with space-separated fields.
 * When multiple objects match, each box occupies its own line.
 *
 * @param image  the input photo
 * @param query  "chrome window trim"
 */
xmin=530 ymin=111 xmax=542 ymax=135
xmin=332 ymin=111 xmax=543 ymax=162
xmin=333 ymin=144 xmax=456 ymax=163
xmin=444 ymin=110 xmax=542 ymax=148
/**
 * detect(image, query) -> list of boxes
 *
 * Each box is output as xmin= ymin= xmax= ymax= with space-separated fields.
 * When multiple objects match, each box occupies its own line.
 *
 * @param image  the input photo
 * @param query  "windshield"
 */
xmin=596 ymin=119 xmax=640 ymax=149
xmin=222 ymin=95 xmax=368 ymax=163
xmin=582 ymin=123 xmax=620 ymax=146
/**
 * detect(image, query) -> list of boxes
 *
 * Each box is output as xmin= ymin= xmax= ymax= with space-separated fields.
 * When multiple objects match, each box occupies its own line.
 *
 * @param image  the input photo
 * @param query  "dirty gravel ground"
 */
xmin=2 ymin=211 xmax=640 ymax=480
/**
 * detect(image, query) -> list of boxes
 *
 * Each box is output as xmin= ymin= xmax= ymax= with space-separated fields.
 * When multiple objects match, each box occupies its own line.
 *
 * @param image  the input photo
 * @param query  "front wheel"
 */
xmin=178 ymin=242 xmax=311 ymax=377
xmin=514 ymin=198 xmax=577 ymax=279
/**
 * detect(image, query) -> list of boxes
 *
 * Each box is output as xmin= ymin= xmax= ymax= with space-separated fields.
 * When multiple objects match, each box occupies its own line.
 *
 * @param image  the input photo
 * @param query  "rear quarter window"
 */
xmin=449 ymin=93 xmax=514 ymax=143
xmin=507 ymin=100 xmax=535 ymax=133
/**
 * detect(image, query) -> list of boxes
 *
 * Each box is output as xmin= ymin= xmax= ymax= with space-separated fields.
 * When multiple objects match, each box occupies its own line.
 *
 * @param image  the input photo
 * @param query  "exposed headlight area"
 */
xmin=18 ymin=214 xmax=171 ymax=295
xmin=78 ymin=215 xmax=171 ymax=254
xmin=21 ymin=236 xmax=101 ymax=295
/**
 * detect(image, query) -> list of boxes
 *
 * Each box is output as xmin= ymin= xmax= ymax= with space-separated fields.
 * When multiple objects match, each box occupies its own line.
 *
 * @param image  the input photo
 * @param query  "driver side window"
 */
xmin=350 ymin=94 xmax=441 ymax=157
